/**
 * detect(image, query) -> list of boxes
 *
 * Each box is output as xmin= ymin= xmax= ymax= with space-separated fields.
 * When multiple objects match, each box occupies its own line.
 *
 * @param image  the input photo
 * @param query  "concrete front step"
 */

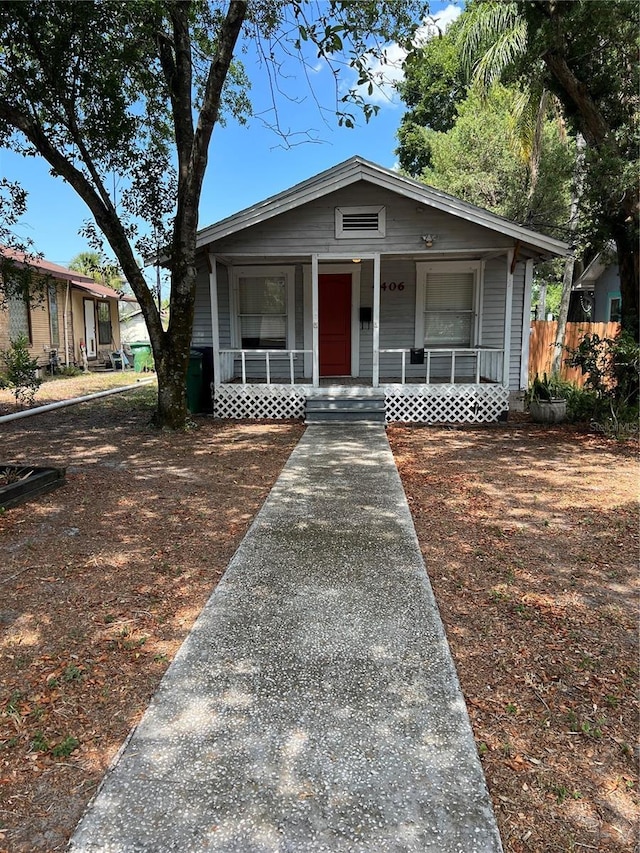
xmin=305 ymin=395 xmax=386 ymax=424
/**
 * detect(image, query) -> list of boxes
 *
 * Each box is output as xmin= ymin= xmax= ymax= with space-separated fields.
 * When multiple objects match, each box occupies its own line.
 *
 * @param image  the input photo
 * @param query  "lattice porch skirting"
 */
xmin=214 ymin=385 xmax=307 ymax=420
xmin=383 ymin=384 xmax=509 ymax=424
xmin=214 ymin=383 xmax=509 ymax=424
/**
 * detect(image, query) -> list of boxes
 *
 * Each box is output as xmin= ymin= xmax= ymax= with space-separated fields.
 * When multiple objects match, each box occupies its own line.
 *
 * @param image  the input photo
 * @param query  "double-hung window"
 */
xmin=234 ymin=267 xmax=294 ymax=350
xmin=416 ymin=262 xmax=479 ymax=348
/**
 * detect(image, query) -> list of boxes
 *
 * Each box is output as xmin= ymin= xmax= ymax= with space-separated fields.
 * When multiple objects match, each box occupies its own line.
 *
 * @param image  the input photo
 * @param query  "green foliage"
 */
xmin=528 ymin=372 xmax=566 ymax=402
xmin=454 ymin=0 xmax=639 ymax=337
xmin=0 ymin=0 xmax=430 ymax=429
xmin=565 ymin=332 xmax=640 ymax=435
xmin=57 ymin=365 xmax=83 ymax=378
xmin=69 ymin=251 xmax=124 ymax=291
xmin=396 ymin=16 xmax=466 ymax=174
xmin=0 ymin=334 xmax=42 ymax=407
xmin=414 ymin=84 xmax=572 ymax=232
xmin=51 ymin=735 xmax=80 ymax=757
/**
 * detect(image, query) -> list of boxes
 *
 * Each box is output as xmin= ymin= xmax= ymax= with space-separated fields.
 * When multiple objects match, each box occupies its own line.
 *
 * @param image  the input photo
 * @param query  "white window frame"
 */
xmin=415 ymin=261 xmax=482 ymax=348
xmin=335 ymin=205 xmax=386 ymax=239
xmin=607 ymin=292 xmax=621 ymax=323
xmin=231 ymin=265 xmax=295 ymax=354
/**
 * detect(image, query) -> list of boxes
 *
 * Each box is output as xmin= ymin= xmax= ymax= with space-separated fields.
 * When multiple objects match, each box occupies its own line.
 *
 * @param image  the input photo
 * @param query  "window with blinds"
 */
xmin=335 ymin=205 xmax=386 ymax=238
xmin=424 ymin=271 xmax=474 ymax=346
xmin=238 ymin=275 xmax=287 ymax=348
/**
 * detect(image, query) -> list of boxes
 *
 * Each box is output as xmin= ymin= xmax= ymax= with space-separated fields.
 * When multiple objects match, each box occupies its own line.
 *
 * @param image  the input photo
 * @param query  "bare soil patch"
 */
xmin=389 ymin=423 xmax=639 ymax=853
xmin=0 ymin=386 xmax=637 ymax=852
xmin=0 ymin=386 xmax=303 ymax=852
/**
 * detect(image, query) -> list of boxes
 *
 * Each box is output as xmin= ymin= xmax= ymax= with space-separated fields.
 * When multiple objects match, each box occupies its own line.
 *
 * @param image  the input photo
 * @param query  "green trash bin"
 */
xmin=129 ymin=342 xmax=153 ymax=373
xmin=186 ymin=349 xmax=203 ymax=414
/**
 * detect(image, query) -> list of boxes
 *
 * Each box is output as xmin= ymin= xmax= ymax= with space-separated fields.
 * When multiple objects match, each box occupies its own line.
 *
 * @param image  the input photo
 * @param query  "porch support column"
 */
xmin=311 ymin=253 xmax=319 ymax=387
xmin=207 ymin=252 xmax=220 ymax=386
xmin=503 ymin=250 xmax=514 ymax=387
xmin=372 ymin=253 xmax=381 ymax=387
xmin=520 ymin=258 xmax=533 ymax=390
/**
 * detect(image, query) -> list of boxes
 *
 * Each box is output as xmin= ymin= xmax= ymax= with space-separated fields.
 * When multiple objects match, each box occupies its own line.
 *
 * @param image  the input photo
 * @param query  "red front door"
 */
xmin=319 ymin=273 xmax=351 ymax=376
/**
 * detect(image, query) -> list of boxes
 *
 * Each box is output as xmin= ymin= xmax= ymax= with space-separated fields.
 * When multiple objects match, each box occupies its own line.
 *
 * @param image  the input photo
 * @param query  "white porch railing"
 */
xmin=218 ymin=346 xmax=504 ymax=385
xmin=218 ymin=349 xmax=311 ymax=385
xmin=379 ymin=347 xmax=504 ymax=384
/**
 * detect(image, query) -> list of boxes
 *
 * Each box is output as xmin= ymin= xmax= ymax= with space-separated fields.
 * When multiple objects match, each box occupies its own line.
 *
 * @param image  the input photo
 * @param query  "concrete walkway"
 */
xmin=69 ymin=425 xmax=502 ymax=853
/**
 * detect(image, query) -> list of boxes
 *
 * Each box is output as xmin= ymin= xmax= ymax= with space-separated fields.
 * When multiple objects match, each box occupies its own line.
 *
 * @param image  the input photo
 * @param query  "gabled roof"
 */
xmin=573 ymin=245 xmax=617 ymax=290
xmin=197 ymin=156 xmax=569 ymax=258
xmin=0 ymin=247 xmax=121 ymax=299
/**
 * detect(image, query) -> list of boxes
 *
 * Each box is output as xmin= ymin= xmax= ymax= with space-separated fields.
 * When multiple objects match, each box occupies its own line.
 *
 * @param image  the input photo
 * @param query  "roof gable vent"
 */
xmin=335 ymin=205 xmax=386 ymax=238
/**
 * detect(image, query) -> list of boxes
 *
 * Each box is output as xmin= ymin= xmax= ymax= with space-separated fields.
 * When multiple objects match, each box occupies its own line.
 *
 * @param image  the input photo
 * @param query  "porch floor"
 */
xmin=69 ymin=424 xmax=502 ymax=853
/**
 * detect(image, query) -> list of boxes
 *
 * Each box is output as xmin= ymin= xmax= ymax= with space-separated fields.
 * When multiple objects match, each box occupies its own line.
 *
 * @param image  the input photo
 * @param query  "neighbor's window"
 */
xmin=8 ymin=289 xmax=31 ymax=343
xmin=48 ymin=282 xmax=60 ymax=347
xmin=608 ymin=295 xmax=621 ymax=323
xmin=237 ymin=273 xmax=289 ymax=349
xmin=424 ymin=271 xmax=475 ymax=346
xmin=97 ymin=301 xmax=112 ymax=345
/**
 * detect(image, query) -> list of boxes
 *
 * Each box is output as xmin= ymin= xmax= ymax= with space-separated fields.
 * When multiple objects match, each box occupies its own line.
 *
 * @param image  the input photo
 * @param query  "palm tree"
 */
xmin=69 ymin=251 xmax=124 ymax=291
xmin=454 ymin=0 xmax=638 ymax=343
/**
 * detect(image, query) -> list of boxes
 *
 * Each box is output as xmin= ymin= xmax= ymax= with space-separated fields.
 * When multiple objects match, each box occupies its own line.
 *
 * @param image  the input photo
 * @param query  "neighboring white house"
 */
xmin=119 ymin=298 xmax=168 ymax=343
xmin=190 ymin=156 xmax=568 ymax=423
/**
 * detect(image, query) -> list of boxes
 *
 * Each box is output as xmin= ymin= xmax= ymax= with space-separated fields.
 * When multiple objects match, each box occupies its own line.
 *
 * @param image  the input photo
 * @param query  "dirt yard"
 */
xmin=389 ymin=424 xmax=638 ymax=853
xmin=0 ymin=379 xmax=637 ymax=852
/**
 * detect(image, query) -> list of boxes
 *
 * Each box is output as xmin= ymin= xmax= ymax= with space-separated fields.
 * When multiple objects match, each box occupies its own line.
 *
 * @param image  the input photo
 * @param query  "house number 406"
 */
xmin=381 ymin=281 xmax=405 ymax=291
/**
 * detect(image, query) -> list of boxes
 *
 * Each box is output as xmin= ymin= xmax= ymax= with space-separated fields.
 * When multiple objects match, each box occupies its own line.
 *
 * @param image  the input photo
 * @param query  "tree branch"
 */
xmin=187 ymin=1 xmax=247 ymax=211
xmin=542 ymin=50 xmax=609 ymax=149
xmin=0 ymin=98 xmax=162 ymax=336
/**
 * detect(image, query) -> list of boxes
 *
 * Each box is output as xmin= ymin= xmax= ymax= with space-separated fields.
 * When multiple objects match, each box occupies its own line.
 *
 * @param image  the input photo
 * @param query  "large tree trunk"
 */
xmin=551 ymin=253 xmax=575 ymax=375
xmin=552 ymin=138 xmax=583 ymax=374
xmin=541 ymin=45 xmax=639 ymax=339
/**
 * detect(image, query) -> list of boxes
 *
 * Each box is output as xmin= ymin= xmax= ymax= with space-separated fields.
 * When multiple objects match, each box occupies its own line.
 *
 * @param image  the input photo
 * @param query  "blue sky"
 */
xmin=0 ymin=3 xmax=461 ymax=270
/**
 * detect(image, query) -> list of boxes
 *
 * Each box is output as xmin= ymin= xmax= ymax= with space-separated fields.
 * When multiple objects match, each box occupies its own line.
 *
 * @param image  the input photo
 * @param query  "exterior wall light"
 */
xmin=421 ymin=234 xmax=436 ymax=247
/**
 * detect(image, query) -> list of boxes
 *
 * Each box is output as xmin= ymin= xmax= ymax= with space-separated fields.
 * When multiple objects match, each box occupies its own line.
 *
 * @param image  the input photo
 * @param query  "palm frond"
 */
xmin=457 ymin=1 xmax=521 ymax=80
xmin=472 ymin=19 xmax=529 ymax=92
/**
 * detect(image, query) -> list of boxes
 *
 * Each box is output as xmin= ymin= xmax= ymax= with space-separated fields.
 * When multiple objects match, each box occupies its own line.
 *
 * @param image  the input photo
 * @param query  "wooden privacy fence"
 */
xmin=528 ymin=321 xmax=621 ymax=387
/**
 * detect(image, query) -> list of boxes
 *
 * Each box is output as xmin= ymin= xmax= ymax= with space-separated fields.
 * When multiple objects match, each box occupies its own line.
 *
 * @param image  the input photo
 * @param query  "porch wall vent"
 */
xmin=335 ymin=206 xmax=386 ymax=239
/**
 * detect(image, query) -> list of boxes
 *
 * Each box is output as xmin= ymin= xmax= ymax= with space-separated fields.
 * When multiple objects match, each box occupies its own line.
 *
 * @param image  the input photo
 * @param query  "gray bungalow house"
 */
xmin=191 ymin=157 xmax=568 ymax=423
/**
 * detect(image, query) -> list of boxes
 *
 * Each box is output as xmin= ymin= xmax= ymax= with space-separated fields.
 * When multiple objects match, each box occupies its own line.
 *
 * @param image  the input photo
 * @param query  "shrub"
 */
xmin=565 ymin=332 xmax=640 ymax=437
xmin=0 ymin=335 xmax=42 ymax=407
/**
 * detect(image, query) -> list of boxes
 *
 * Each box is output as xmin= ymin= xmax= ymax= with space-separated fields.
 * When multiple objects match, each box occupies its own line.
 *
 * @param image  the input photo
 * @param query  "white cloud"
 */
xmin=348 ymin=4 xmax=463 ymax=107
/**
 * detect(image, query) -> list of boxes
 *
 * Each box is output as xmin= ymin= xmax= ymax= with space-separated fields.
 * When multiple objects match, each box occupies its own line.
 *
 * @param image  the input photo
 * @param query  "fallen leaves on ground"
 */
xmin=389 ymin=423 xmax=638 ymax=853
xmin=0 ymin=385 xmax=303 ymax=852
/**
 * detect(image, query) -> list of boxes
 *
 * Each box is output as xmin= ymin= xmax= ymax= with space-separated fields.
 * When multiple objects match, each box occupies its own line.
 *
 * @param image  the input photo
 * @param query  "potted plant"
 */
xmin=528 ymin=373 xmax=567 ymax=423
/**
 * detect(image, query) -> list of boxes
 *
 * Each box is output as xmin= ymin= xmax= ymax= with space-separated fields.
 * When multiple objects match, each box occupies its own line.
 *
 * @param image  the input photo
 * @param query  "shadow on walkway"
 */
xmin=69 ymin=424 xmax=502 ymax=853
